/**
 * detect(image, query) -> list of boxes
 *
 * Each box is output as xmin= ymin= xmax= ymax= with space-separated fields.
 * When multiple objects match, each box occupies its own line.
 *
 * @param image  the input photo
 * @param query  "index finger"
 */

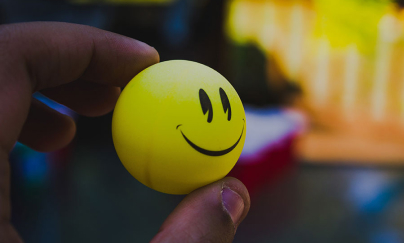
xmin=0 ymin=22 xmax=159 ymax=151
xmin=0 ymin=22 xmax=158 ymax=242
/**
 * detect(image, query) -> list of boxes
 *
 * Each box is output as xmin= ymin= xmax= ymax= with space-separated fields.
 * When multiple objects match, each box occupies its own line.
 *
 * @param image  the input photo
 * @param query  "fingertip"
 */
xmin=126 ymin=40 xmax=160 ymax=78
xmin=141 ymin=43 xmax=160 ymax=64
xmin=151 ymin=177 xmax=250 ymax=243
xmin=221 ymin=177 xmax=251 ymax=228
xmin=152 ymin=46 xmax=160 ymax=64
xmin=105 ymin=34 xmax=160 ymax=87
xmin=222 ymin=187 xmax=245 ymax=226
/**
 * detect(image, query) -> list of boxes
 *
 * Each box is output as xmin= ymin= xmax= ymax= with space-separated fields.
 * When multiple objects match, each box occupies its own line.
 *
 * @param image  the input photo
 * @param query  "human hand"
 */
xmin=0 ymin=22 xmax=250 ymax=243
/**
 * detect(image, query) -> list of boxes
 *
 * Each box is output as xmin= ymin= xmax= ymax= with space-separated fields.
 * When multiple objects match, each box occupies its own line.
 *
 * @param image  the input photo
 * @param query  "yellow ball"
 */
xmin=112 ymin=60 xmax=246 ymax=194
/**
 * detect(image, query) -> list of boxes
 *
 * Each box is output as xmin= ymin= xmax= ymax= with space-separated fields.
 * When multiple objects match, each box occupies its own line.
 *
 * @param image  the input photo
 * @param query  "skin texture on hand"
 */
xmin=0 ymin=22 xmax=250 ymax=243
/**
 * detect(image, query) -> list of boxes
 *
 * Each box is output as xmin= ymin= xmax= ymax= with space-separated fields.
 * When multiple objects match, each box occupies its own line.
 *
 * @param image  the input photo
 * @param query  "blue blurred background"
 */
xmin=3 ymin=0 xmax=404 ymax=242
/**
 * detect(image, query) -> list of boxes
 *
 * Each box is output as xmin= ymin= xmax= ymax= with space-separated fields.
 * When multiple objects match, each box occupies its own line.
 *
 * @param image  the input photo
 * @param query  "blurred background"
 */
xmin=3 ymin=0 xmax=404 ymax=242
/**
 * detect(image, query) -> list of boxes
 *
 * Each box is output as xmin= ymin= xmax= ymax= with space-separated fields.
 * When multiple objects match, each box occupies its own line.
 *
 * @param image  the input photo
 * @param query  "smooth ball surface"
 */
xmin=112 ymin=60 xmax=246 ymax=194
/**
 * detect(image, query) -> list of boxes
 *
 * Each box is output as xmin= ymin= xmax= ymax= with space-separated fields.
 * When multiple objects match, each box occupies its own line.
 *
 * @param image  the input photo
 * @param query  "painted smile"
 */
xmin=177 ymin=121 xmax=245 ymax=156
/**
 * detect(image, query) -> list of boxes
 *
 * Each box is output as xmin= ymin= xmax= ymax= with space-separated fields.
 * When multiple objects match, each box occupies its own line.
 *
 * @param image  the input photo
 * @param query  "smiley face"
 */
xmin=177 ymin=88 xmax=245 ymax=156
xmin=112 ymin=60 xmax=246 ymax=195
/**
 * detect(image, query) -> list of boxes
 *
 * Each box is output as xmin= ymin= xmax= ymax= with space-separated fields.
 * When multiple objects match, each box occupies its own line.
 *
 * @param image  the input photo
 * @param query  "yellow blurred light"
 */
xmin=312 ymin=0 xmax=390 ymax=54
xmin=225 ymin=0 xmax=404 ymax=163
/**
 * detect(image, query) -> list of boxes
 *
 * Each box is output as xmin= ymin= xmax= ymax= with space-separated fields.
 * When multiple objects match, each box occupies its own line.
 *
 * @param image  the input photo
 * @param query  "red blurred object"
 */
xmin=229 ymin=134 xmax=296 ymax=195
xmin=228 ymin=107 xmax=304 ymax=195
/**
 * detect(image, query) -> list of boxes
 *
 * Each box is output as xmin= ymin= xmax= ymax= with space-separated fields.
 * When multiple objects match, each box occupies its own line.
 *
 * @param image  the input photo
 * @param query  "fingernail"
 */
xmin=221 ymin=187 xmax=245 ymax=225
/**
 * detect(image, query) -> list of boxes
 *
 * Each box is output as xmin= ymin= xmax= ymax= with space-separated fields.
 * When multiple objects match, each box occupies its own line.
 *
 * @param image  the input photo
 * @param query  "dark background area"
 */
xmin=2 ymin=0 xmax=404 ymax=242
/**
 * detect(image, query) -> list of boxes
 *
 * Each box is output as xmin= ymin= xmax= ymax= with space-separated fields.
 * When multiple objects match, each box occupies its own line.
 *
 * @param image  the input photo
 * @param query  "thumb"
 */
xmin=150 ymin=177 xmax=250 ymax=243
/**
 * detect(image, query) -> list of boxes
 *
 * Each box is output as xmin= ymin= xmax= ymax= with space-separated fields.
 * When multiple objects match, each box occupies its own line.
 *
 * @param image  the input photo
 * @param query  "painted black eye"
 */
xmin=199 ymin=89 xmax=213 ymax=123
xmin=219 ymin=88 xmax=231 ymax=121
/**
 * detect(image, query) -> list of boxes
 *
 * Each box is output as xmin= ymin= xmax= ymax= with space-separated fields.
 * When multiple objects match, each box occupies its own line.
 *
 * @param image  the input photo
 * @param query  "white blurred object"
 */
xmin=240 ymin=106 xmax=306 ymax=162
